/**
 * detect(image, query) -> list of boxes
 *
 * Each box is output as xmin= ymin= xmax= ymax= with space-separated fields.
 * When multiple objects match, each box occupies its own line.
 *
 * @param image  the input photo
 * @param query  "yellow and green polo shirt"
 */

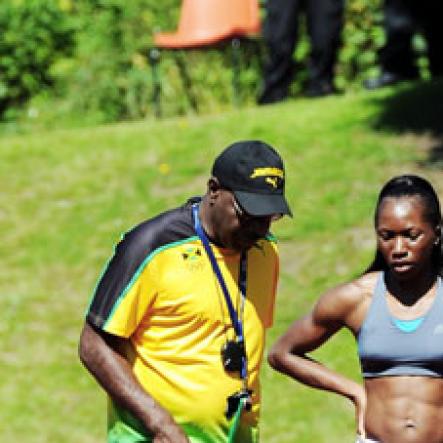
xmin=86 ymin=199 xmax=279 ymax=443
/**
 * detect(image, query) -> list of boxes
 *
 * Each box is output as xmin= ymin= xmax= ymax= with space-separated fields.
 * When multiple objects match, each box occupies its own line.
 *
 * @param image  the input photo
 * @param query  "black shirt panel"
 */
xmin=86 ymin=200 xmax=197 ymax=329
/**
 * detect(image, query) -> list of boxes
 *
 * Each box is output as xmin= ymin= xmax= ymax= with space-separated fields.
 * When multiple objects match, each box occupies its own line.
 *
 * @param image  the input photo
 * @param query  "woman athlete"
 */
xmin=268 ymin=175 xmax=443 ymax=443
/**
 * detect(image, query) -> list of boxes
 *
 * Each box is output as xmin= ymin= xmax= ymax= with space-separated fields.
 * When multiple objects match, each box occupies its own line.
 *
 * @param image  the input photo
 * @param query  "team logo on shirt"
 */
xmin=182 ymin=247 xmax=202 ymax=261
xmin=182 ymin=246 xmax=205 ymax=271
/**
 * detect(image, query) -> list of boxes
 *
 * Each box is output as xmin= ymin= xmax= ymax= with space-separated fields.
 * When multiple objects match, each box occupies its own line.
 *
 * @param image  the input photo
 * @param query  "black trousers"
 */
xmin=380 ymin=0 xmax=443 ymax=77
xmin=260 ymin=0 xmax=344 ymax=100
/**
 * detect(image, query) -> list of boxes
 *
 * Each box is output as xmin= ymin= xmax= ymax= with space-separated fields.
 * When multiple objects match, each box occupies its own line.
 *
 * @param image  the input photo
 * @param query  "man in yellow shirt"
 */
xmin=79 ymin=140 xmax=292 ymax=442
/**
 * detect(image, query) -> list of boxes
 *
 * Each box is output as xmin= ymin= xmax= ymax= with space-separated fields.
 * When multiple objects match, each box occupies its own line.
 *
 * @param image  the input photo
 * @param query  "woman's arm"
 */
xmin=268 ymin=282 xmax=367 ymax=436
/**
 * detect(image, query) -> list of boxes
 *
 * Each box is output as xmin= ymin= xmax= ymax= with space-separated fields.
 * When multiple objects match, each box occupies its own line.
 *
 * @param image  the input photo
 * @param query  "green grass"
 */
xmin=2 ymin=79 xmax=442 ymax=442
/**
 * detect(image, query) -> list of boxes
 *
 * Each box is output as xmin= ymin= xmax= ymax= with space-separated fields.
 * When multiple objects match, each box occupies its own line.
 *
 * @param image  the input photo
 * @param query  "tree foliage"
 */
xmin=0 ymin=0 xmax=420 ymax=122
xmin=0 ymin=0 xmax=73 ymax=119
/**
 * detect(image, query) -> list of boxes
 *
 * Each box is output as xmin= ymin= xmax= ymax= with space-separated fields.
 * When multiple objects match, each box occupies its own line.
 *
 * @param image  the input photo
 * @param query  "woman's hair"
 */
xmin=365 ymin=174 xmax=443 ymax=275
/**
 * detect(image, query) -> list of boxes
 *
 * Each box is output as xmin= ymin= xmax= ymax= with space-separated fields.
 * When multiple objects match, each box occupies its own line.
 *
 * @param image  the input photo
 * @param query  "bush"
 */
xmin=64 ymin=0 xmax=182 ymax=122
xmin=2 ymin=0 xmax=428 ymax=123
xmin=338 ymin=0 xmax=384 ymax=88
xmin=0 ymin=0 xmax=73 ymax=119
xmin=64 ymin=0 xmax=385 ymax=120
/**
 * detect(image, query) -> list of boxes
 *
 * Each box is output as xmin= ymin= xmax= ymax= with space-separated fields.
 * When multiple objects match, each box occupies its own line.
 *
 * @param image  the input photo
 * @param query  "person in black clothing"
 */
xmin=365 ymin=0 xmax=443 ymax=89
xmin=258 ymin=0 xmax=344 ymax=104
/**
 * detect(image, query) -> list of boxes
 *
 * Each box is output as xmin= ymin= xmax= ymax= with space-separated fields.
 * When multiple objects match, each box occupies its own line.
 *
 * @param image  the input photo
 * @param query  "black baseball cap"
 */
xmin=212 ymin=140 xmax=292 ymax=217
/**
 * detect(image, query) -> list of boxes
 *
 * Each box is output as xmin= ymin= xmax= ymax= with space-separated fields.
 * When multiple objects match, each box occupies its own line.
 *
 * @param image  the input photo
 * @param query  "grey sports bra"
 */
xmin=358 ymin=272 xmax=443 ymax=378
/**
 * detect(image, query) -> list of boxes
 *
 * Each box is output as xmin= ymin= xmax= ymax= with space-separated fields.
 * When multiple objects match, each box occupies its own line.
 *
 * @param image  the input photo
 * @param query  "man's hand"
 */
xmin=79 ymin=323 xmax=191 ymax=442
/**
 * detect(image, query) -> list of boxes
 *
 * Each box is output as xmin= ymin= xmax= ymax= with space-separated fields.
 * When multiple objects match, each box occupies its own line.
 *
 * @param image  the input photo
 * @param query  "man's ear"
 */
xmin=207 ymin=177 xmax=221 ymax=196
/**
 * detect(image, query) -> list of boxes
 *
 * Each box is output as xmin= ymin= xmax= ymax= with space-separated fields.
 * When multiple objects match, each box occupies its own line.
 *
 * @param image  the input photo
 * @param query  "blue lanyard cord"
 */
xmin=192 ymin=204 xmax=247 ymax=378
xmin=238 ymin=254 xmax=247 ymax=380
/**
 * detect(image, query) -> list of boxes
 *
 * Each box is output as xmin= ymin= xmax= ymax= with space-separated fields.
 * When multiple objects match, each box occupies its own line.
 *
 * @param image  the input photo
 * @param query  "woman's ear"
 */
xmin=434 ymin=224 xmax=441 ymax=245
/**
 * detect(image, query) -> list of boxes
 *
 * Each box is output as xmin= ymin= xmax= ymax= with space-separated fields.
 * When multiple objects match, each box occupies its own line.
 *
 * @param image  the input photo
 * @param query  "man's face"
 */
xmin=212 ymin=187 xmax=277 ymax=252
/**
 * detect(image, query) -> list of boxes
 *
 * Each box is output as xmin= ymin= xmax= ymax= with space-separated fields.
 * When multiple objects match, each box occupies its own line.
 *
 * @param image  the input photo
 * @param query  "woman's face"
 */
xmin=376 ymin=196 xmax=438 ymax=280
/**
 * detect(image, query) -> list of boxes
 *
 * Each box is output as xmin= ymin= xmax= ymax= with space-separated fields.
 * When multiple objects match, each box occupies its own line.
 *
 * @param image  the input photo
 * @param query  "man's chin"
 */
xmin=231 ymin=238 xmax=261 ymax=252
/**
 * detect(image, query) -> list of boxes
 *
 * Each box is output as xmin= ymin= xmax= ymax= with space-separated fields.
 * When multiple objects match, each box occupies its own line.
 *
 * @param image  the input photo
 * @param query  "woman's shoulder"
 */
xmin=322 ymin=271 xmax=378 ymax=303
xmin=349 ymin=271 xmax=380 ymax=297
xmin=314 ymin=272 xmax=380 ymax=327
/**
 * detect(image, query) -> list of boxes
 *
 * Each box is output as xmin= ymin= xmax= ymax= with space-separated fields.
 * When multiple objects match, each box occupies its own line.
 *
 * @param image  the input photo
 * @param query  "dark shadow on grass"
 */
xmin=369 ymin=78 xmax=443 ymax=167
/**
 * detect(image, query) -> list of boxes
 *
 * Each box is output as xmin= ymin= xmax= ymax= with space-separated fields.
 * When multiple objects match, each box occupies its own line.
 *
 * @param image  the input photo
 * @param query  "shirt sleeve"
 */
xmin=86 ymin=225 xmax=158 ymax=338
xmin=248 ymin=238 xmax=279 ymax=329
xmin=265 ymin=247 xmax=279 ymax=328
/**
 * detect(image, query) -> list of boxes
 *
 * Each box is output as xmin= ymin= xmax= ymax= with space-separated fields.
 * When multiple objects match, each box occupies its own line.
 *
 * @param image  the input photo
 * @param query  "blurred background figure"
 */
xmin=365 ymin=0 xmax=443 ymax=89
xmin=257 ymin=0 xmax=344 ymax=104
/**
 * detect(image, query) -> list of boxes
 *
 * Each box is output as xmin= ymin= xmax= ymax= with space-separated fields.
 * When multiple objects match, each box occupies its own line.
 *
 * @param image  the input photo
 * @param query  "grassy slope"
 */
xmin=2 ymin=81 xmax=442 ymax=442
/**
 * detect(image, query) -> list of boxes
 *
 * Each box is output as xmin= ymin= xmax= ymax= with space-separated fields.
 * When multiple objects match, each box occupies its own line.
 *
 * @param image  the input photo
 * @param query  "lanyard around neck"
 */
xmin=192 ymin=204 xmax=247 ymax=345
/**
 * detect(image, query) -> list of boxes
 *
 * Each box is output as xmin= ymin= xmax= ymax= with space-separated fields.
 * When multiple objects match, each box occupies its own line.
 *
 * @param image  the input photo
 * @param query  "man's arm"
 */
xmin=79 ymin=322 xmax=190 ymax=443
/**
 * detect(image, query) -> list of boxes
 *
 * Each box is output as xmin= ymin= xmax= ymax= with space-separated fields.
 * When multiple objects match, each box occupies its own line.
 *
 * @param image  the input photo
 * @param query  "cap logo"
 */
xmin=266 ymin=177 xmax=278 ymax=188
xmin=250 ymin=167 xmax=284 ymax=179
